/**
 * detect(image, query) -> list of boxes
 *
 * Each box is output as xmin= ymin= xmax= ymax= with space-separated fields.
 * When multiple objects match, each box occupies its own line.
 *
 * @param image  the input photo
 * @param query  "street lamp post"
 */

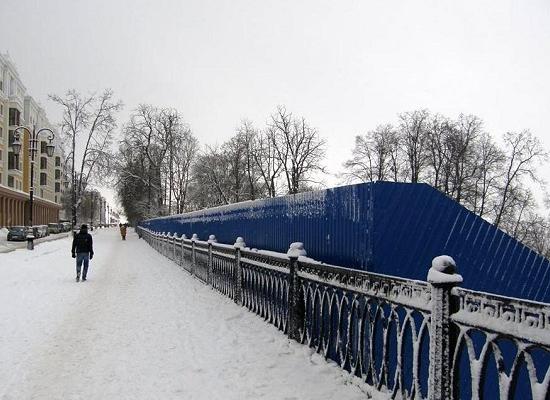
xmin=90 ymin=191 xmax=95 ymax=231
xmin=11 ymin=125 xmax=56 ymax=250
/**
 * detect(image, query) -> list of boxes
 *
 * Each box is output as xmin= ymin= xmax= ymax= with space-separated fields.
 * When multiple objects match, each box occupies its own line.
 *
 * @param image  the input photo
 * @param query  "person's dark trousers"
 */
xmin=76 ymin=253 xmax=90 ymax=279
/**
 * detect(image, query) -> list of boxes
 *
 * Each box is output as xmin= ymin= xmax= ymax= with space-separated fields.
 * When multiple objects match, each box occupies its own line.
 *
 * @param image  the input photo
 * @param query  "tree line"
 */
xmin=115 ymin=105 xmax=326 ymax=220
xmin=343 ymin=109 xmax=549 ymax=256
xmin=50 ymin=89 xmax=549 ymax=258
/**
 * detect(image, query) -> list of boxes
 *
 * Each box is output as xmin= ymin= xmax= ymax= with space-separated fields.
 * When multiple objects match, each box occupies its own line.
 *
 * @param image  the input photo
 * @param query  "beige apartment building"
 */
xmin=0 ymin=53 xmax=63 ymax=227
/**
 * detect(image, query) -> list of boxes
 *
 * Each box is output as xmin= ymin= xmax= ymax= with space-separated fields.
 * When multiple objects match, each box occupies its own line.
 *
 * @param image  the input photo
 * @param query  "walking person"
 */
xmin=71 ymin=224 xmax=94 ymax=282
xmin=119 ymin=223 xmax=127 ymax=241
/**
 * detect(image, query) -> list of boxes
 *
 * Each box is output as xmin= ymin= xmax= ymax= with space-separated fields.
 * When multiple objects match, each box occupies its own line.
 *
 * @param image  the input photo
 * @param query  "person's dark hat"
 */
xmin=80 ymin=224 xmax=88 ymax=230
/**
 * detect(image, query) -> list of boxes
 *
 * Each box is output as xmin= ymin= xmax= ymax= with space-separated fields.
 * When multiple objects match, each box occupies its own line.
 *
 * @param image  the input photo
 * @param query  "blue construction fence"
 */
xmin=139 ymin=182 xmax=550 ymax=303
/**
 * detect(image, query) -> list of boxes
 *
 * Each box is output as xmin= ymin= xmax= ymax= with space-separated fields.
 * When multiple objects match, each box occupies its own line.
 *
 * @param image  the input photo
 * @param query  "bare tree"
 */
xmin=343 ymin=124 xmax=399 ymax=183
xmin=494 ymin=130 xmax=548 ymax=228
xmin=116 ymin=105 xmax=197 ymax=220
xmin=425 ymin=113 xmax=452 ymax=191
xmin=398 ymin=109 xmax=430 ymax=183
xmin=253 ymin=127 xmax=283 ymax=197
xmin=270 ymin=106 xmax=326 ymax=194
xmin=236 ymin=120 xmax=263 ymax=200
xmin=191 ymin=146 xmax=231 ymax=207
xmin=50 ymin=89 xmax=122 ymax=227
xmin=445 ymin=114 xmax=482 ymax=202
xmin=172 ymin=130 xmax=198 ymax=213
xmin=468 ymin=132 xmax=504 ymax=217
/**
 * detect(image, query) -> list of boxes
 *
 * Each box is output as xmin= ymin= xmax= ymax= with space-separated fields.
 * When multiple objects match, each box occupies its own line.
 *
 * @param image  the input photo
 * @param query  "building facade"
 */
xmin=0 ymin=53 xmax=63 ymax=227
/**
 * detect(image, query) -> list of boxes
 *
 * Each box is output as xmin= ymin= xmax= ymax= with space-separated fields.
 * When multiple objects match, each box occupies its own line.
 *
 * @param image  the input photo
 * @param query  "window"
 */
xmin=40 ymin=172 xmax=47 ymax=185
xmin=8 ymin=152 xmax=19 ymax=170
xmin=9 ymin=78 xmax=15 ymax=96
xmin=8 ymin=175 xmax=14 ymax=187
xmin=55 ymin=156 xmax=61 ymax=167
xmin=0 ymin=127 xmax=3 ymax=138
xmin=0 ymin=80 xmax=3 ymax=91
xmin=40 ymin=141 xmax=47 ymax=154
xmin=0 ymin=150 xmax=2 ymax=160
xmin=55 ymin=182 xmax=61 ymax=192
xmin=0 ymin=104 xmax=3 ymax=116
xmin=9 ymin=108 xmax=20 ymax=126
xmin=8 ymin=130 xmax=15 ymax=145
xmin=55 ymin=169 xmax=61 ymax=179
xmin=40 ymin=157 xmax=47 ymax=169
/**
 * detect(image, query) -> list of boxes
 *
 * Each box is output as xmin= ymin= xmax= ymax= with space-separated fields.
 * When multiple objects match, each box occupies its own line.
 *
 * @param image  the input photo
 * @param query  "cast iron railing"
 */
xmin=137 ymin=227 xmax=550 ymax=400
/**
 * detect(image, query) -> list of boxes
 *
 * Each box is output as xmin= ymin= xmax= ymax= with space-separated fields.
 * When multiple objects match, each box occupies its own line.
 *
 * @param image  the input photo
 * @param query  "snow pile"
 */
xmin=0 ymin=228 xmax=377 ymax=400
xmin=427 ymin=255 xmax=463 ymax=284
xmin=0 ymin=228 xmax=10 ymax=253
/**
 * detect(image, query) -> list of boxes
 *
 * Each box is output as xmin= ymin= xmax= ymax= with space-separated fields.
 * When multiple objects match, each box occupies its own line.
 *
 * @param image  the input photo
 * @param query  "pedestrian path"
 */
xmin=0 ymin=228 xmax=369 ymax=400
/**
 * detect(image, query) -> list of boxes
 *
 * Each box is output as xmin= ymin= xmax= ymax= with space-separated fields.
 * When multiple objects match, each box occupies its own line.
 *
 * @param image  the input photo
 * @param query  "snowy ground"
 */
xmin=0 ymin=228 xmax=372 ymax=400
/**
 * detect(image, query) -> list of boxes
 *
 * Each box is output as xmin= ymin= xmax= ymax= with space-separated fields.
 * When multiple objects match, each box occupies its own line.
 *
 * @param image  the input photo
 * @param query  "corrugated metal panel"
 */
xmin=144 ymin=184 xmax=374 ymax=269
xmin=140 ymin=182 xmax=550 ymax=302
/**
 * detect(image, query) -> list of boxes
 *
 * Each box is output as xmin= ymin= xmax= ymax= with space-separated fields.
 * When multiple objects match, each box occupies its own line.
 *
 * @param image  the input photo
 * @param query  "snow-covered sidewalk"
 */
xmin=0 ymin=228 xmax=369 ymax=400
xmin=0 ymin=228 xmax=70 ymax=253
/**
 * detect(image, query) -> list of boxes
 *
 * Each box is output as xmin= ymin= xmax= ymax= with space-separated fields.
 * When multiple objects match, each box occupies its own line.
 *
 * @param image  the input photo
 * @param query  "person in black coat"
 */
xmin=71 ymin=224 xmax=94 ymax=282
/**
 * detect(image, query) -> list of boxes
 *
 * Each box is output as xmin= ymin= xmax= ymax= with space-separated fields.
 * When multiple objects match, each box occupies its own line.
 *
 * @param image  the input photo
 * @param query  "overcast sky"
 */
xmin=1 ymin=0 xmax=549 ymax=211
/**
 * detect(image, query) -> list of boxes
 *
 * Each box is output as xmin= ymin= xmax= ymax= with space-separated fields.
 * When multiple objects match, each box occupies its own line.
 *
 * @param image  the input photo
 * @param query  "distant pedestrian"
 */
xmin=71 ymin=224 xmax=94 ymax=282
xmin=119 ymin=223 xmax=127 ymax=240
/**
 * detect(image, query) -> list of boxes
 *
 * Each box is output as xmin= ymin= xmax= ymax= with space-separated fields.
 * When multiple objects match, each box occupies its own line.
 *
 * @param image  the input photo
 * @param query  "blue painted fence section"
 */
xmin=141 ymin=183 xmax=374 ymax=269
xmin=140 ymin=182 xmax=550 ymax=303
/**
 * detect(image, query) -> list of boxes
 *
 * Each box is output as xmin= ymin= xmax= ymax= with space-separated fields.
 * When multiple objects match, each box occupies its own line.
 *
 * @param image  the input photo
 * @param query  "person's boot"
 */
xmin=76 ymin=274 xmax=80 ymax=282
xmin=82 ymin=276 xmax=87 ymax=281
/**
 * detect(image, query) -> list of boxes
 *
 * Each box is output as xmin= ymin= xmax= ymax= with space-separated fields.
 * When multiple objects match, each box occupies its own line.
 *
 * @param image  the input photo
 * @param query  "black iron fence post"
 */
xmin=287 ymin=242 xmax=306 ymax=341
xmin=181 ymin=234 xmax=186 ymax=267
xmin=233 ymin=237 xmax=246 ymax=305
xmin=191 ymin=234 xmax=198 ymax=276
xmin=207 ymin=235 xmax=217 ymax=286
xmin=428 ymin=255 xmax=462 ymax=400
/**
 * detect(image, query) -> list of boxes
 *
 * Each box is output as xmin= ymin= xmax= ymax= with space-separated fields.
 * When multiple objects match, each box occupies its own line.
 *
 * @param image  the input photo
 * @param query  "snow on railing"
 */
xmin=136 ymin=226 xmax=550 ymax=400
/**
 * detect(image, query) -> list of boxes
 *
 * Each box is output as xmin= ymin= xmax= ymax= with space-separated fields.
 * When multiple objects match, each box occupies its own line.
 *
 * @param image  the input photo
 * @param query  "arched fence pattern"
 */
xmin=137 ymin=227 xmax=550 ymax=400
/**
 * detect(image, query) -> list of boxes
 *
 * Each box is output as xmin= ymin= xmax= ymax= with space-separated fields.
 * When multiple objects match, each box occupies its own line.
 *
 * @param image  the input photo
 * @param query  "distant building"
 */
xmin=0 ymin=53 xmax=63 ymax=227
